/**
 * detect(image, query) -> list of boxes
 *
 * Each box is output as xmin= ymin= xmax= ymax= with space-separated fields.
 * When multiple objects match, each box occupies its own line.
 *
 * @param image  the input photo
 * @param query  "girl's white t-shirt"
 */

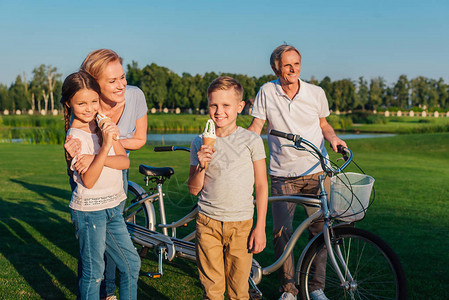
xmin=68 ymin=128 xmax=126 ymax=212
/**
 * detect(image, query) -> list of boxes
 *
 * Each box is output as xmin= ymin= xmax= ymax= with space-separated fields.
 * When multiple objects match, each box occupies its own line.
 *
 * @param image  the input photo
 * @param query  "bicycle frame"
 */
xmin=125 ymin=136 xmax=359 ymax=293
xmin=251 ymin=176 xmax=353 ymax=287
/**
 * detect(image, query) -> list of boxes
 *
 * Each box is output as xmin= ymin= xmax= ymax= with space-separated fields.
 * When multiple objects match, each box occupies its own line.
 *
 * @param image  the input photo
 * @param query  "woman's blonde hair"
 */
xmin=80 ymin=49 xmax=123 ymax=79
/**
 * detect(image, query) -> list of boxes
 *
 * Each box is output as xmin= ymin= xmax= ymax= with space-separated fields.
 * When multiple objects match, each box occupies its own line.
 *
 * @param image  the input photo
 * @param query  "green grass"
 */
xmin=348 ymin=116 xmax=449 ymax=134
xmin=1 ymin=133 xmax=449 ymax=299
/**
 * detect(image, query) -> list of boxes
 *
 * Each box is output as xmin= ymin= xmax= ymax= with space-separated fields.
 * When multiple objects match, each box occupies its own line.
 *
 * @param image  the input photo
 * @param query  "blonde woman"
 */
xmin=65 ymin=49 xmax=147 ymax=299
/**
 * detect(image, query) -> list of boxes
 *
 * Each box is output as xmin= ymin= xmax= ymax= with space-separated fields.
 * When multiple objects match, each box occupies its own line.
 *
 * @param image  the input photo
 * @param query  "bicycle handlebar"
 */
xmin=270 ymin=129 xmax=301 ymax=142
xmin=269 ymin=129 xmax=352 ymax=175
xmin=153 ymin=146 xmax=190 ymax=152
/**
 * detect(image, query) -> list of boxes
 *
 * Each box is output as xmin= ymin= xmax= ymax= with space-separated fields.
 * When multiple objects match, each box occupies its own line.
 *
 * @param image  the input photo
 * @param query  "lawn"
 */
xmin=0 ymin=133 xmax=448 ymax=299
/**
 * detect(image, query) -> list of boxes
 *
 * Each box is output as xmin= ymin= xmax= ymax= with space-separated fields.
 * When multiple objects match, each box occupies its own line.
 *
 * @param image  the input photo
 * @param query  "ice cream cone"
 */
xmin=202 ymin=119 xmax=216 ymax=170
xmin=202 ymin=136 xmax=216 ymax=169
xmin=96 ymin=113 xmax=118 ymax=141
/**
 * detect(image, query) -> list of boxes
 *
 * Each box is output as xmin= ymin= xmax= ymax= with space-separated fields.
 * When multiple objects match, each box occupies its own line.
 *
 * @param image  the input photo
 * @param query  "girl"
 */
xmin=61 ymin=71 xmax=140 ymax=300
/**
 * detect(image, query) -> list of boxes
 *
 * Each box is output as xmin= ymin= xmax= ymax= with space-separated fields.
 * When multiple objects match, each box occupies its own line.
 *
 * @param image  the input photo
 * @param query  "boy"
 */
xmin=188 ymin=76 xmax=268 ymax=300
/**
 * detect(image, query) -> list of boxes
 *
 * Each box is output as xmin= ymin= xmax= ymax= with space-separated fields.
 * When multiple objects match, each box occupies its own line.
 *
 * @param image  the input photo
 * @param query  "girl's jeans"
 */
xmin=71 ymin=203 xmax=140 ymax=300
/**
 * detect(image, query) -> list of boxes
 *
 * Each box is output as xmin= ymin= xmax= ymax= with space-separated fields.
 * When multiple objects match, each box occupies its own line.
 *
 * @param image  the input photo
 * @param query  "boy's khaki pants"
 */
xmin=195 ymin=213 xmax=253 ymax=300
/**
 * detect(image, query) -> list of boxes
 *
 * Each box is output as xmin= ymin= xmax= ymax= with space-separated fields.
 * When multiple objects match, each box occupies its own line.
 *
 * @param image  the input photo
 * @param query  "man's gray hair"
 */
xmin=270 ymin=44 xmax=302 ymax=74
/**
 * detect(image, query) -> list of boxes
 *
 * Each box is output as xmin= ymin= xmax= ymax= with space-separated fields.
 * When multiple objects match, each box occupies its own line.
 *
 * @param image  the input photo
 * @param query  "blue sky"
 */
xmin=1 ymin=0 xmax=448 ymax=86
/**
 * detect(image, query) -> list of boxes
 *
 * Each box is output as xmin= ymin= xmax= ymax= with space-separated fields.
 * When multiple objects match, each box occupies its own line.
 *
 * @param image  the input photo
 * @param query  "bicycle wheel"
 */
xmin=123 ymin=181 xmax=156 ymax=231
xmin=298 ymin=227 xmax=407 ymax=300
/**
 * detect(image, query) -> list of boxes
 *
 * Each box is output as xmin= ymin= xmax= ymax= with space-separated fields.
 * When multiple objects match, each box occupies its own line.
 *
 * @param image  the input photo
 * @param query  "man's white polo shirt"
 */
xmin=251 ymin=79 xmax=330 ymax=177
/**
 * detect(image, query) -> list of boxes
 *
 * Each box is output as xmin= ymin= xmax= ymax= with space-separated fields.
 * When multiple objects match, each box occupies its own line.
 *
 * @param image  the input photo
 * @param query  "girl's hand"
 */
xmin=197 ymin=145 xmax=215 ymax=169
xmin=73 ymin=154 xmax=95 ymax=175
xmin=101 ymin=122 xmax=119 ymax=146
xmin=64 ymin=135 xmax=82 ymax=158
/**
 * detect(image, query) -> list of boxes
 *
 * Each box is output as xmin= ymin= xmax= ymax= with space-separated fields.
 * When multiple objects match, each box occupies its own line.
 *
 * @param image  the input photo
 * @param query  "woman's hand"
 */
xmin=64 ymin=135 xmax=82 ymax=158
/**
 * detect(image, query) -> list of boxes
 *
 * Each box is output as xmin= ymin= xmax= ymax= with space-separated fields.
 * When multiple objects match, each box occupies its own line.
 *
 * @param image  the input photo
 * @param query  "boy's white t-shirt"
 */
xmin=68 ymin=128 xmax=126 ymax=212
xmin=190 ymin=127 xmax=266 ymax=222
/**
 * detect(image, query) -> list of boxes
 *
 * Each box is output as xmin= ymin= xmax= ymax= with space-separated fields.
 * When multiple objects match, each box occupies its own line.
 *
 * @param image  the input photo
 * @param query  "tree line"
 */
xmin=1 ymin=62 xmax=448 ymax=114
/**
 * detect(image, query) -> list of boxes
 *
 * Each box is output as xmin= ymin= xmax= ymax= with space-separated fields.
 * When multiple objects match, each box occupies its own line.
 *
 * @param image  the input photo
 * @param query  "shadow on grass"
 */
xmin=0 ymin=179 xmax=78 ymax=298
xmin=137 ymin=257 xmax=203 ymax=299
xmin=9 ymin=178 xmax=77 ymax=258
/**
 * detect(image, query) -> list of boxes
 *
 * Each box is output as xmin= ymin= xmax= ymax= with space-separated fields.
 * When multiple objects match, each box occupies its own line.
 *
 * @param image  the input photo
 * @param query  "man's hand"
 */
xmin=320 ymin=117 xmax=347 ymax=152
xmin=328 ymin=136 xmax=347 ymax=153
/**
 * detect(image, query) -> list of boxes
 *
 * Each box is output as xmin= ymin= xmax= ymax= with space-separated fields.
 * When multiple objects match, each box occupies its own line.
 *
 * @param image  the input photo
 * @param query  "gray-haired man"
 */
xmin=248 ymin=44 xmax=346 ymax=300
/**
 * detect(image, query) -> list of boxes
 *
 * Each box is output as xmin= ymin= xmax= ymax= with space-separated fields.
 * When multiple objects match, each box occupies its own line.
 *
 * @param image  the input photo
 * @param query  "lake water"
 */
xmin=147 ymin=133 xmax=395 ymax=145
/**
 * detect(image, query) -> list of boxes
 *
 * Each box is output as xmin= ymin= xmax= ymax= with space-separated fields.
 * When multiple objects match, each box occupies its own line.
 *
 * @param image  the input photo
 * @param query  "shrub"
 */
xmin=350 ymin=111 xmax=388 ymax=124
xmin=327 ymin=114 xmax=353 ymax=130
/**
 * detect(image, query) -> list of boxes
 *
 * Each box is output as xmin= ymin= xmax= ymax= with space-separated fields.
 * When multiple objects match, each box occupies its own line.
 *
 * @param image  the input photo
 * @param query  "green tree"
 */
xmin=54 ymin=80 xmax=63 ymax=110
xmin=427 ymin=79 xmax=439 ymax=109
xmin=367 ymin=77 xmax=385 ymax=110
xmin=357 ymin=77 xmax=369 ymax=110
xmin=254 ymin=74 xmax=277 ymax=96
xmin=334 ymin=79 xmax=357 ymax=111
xmin=319 ymin=76 xmax=333 ymax=109
xmin=187 ymin=74 xmax=204 ymax=111
xmin=383 ymin=86 xmax=394 ymax=109
xmin=410 ymin=76 xmax=428 ymax=108
xmin=8 ymin=75 xmax=29 ymax=112
xmin=140 ymin=63 xmax=171 ymax=110
xmin=0 ymin=84 xmax=10 ymax=111
xmin=436 ymin=78 xmax=448 ymax=109
xmin=167 ymin=72 xmax=188 ymax=109
xmin=393 ymin=75 xmax=410 ymax=109
xmin=126 ymin=61 xmax=143 ymax=87
xmin=30 ymin=64 xmax=61 ymax=113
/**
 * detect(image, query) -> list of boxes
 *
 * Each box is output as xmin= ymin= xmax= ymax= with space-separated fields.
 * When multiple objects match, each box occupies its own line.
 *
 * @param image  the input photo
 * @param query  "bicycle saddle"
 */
xmin=139 ymin=164 xmax=175 ymax=178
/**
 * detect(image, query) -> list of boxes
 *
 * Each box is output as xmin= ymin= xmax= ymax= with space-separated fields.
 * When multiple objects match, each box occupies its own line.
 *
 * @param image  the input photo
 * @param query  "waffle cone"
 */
xmin=202 ymin=136 xmax=216 ymax=169
xmin=97 ymin=115 xmax=118 ymax=141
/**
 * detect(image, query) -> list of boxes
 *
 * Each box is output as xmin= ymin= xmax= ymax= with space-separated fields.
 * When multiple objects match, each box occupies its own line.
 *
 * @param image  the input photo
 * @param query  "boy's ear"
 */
xmin=237 ymin=100 xmax=245 ymax=113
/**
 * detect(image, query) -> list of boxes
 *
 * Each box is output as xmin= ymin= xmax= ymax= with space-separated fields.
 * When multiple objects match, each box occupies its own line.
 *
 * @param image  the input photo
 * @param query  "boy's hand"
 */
xmin=73 ymin=154 xmax=95 ymax=175
xmin=248 ymin=225 xmax=266 ymax=254
xmin=197 ymin=145 xmax=215 ymax=169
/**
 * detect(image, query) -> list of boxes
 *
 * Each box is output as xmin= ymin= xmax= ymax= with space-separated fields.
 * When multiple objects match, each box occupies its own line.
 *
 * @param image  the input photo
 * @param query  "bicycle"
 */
xmin=123 ymin=131 xmax=407 ymax=299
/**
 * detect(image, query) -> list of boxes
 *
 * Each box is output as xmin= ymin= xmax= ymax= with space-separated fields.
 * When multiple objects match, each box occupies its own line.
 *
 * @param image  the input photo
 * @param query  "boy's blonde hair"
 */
xmin=80 ymin=49 xmax=123 ymax=80
xmin=207 ymin=76 xmax=243 ymax=102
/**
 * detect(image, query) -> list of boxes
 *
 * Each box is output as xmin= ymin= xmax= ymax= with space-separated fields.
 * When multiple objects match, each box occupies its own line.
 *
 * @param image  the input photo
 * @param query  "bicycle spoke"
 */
xmin=299 ymin=227 xmax=405 ymax=300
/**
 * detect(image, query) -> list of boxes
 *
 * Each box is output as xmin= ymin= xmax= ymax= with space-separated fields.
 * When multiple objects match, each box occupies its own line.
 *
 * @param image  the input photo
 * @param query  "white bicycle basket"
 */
xmin=330 ymin=172 xmax=375 ymax=222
